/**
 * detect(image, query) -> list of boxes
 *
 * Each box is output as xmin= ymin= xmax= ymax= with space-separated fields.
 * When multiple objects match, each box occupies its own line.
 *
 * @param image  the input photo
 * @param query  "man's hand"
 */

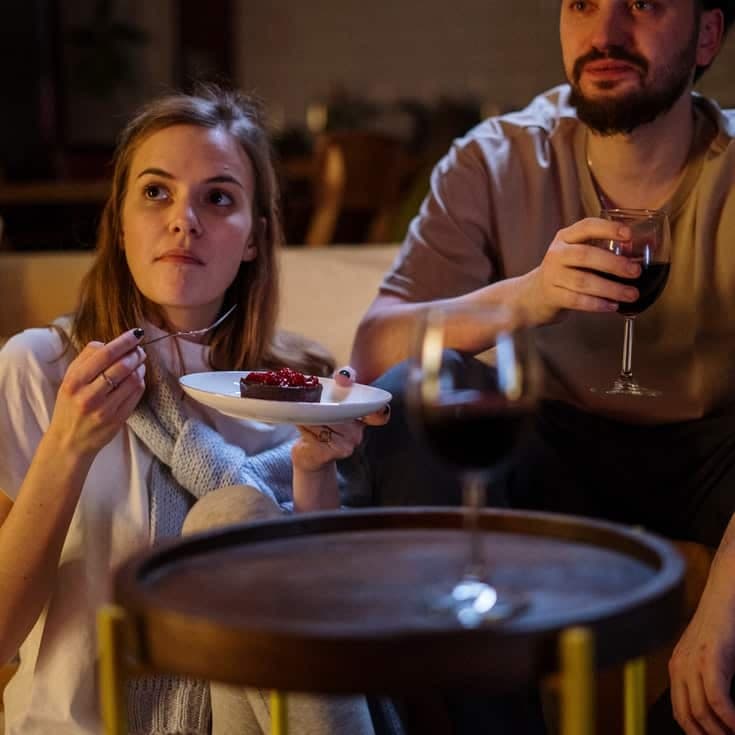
xmin=669 ymin=549 xmax=735 ymax=734
xmin=518 ymin=217 xmax=641 ymax=326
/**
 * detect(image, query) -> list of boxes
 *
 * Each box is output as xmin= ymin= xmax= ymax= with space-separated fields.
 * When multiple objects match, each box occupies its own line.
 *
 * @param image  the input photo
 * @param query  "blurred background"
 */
xmin=1 ymin=0 xmax=734 ymax=250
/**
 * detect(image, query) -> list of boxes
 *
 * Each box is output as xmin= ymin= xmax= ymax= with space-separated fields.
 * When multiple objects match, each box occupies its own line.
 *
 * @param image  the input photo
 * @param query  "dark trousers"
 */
xmin=340 ymin=357 xmax=735 ymax=734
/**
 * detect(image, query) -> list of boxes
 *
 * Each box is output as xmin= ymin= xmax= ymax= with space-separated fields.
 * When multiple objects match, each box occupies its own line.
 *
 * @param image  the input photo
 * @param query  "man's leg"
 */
xmin=504 ymin=404 xmax=735 ymax=735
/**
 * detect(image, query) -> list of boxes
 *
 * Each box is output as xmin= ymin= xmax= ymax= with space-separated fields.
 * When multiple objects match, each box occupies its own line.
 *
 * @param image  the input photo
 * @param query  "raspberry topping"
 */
xmin=243 ymin=367 xmax=320 ymax=388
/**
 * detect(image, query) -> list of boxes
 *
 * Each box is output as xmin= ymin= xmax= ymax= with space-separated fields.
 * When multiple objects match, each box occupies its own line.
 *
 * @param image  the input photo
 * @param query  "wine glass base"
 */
xmin=429 ymin=578 xmax=528 ymax=627
xmin=590 ymin=378 xmax=661 ymax=398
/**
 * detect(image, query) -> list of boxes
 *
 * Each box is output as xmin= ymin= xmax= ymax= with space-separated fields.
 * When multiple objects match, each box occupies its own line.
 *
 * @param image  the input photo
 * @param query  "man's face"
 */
xmin=560 ymin=0 xmax=700 ymax=135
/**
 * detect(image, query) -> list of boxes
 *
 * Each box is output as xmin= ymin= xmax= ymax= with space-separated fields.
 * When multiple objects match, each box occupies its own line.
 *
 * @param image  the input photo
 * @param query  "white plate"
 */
xmin=180 ymin=371 xmax=392 ymax=425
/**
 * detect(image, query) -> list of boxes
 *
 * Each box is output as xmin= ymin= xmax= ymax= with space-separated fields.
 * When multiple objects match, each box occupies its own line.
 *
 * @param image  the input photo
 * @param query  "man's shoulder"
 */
xmin=454 ymin=85 xmax=578 ymax=162
xmin=713 ymin=106 xmax=735 ymax=138
xmin=694 ymin=94 xmax=735 ymax=143
xmin=449 ymin=85 xmax=578 ymax=173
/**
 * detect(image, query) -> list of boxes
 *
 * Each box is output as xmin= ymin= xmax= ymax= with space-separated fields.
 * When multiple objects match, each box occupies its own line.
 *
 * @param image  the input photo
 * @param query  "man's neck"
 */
xmin=585 ymin=91 xmax=695 ymax=211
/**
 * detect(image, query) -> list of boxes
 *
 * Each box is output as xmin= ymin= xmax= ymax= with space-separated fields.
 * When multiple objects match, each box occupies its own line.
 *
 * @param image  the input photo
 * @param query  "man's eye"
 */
xmin=143 ymin=184 xmax=168 ymax=200
xmin=631 ymin=0 xmax=653 ymax=10
xmin=208 ymin=189 xmax=233 ymax=206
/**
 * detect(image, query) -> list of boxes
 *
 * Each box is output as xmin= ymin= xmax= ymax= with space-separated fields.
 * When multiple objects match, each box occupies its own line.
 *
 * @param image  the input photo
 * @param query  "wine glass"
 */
xmin=591 ymin=208 xmax=671 ymax=397
xmin=407 ymin=304 xmax=539 ymax=627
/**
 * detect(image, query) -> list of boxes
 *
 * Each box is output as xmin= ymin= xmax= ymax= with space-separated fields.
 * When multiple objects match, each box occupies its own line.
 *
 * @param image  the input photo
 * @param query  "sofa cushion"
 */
xmin=0 ymin=245 xmax=399 ymax=367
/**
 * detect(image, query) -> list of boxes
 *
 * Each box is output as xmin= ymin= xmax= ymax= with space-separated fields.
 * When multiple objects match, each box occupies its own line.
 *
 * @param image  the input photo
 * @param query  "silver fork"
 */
xmin=141 ymin=304 xmax=238 ymax=346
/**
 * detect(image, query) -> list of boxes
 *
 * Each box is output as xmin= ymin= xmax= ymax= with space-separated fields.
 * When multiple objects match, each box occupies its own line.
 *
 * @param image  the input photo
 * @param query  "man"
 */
xmin=349 ymin=2 xmax=735 ymax=733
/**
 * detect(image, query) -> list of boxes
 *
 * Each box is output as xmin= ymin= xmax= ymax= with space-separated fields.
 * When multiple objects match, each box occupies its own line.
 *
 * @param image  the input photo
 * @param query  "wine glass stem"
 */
xmin=462 ymin=472 xmax=487 ymax=580
xmin=620 ymin=316 xmax=635 ymax=380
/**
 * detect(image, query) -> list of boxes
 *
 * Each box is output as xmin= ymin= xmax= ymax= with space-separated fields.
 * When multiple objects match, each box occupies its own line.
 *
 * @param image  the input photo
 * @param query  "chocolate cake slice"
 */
xmin=240 ymin=368 xmax=323 ymax=403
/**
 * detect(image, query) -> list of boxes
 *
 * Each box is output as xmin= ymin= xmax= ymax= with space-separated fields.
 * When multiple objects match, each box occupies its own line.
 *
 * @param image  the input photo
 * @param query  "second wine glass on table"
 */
xmin=592 ymin=207 xmax=672 ymax=397
xmin=407 ymin=304 xmax=539 ymax=627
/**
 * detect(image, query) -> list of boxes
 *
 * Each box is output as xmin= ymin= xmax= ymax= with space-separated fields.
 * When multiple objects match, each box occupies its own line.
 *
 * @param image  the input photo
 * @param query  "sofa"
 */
xmin=0 ymin=245 xmax=714 ymax=734
xmin=0 ymin=245 xmax=400 ymax=365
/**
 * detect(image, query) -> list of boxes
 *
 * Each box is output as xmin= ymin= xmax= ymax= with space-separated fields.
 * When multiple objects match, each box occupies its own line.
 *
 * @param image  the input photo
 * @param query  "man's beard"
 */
xmin=568 ymin=32 xmax=698 ymax=136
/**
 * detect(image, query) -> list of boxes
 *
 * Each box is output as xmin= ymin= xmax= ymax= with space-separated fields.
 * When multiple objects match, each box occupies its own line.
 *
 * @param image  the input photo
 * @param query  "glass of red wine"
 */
xmin=407 ymin=304 xmax=538 ymax=626
xmin=592 ymin=208 xmax=671 ymax=397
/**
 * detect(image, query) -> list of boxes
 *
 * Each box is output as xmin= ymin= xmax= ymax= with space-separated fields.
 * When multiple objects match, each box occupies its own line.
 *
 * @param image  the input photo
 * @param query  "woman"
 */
xmin=0 ymin=86 xmax=388 ymax=734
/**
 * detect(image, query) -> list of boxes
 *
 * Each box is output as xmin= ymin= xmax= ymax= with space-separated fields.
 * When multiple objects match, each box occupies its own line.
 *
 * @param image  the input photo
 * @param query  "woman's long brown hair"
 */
xmin=70 ymin=84 xmax=334 ymax=376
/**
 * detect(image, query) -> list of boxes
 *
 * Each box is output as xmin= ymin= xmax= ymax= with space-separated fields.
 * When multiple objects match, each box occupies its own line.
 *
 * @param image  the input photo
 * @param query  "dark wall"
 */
xmin=0 ymin=0 xmax=60 ymax=180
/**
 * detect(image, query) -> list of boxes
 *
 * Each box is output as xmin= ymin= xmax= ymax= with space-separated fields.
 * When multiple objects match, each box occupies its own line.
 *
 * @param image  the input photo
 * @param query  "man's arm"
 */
xmin=351 ymin=217 xmax=642 ymax=383
xmin=351 ymin=279 xmax=532 ymax=383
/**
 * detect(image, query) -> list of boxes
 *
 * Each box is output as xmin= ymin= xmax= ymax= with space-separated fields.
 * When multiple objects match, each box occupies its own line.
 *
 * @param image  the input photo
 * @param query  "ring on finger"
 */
xmin=318 ymin=427 xmax=334 ymax=444
xmin=101 ymin=370 xmax=118 ymax=391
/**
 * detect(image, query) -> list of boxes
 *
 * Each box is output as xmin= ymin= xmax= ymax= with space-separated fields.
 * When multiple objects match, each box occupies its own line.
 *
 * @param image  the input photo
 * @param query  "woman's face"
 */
xmin=121 ymin=124 xmax=258 ymax=332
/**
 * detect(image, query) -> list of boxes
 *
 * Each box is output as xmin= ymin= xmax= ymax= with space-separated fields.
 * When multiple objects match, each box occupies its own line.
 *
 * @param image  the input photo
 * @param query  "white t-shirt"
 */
xmin=0 ymin=323 xmax=296 ymax=734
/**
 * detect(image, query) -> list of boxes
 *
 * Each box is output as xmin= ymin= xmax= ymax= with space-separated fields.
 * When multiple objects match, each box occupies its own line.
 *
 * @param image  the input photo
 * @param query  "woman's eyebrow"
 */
xmin=136 ymin=167 xmax=173 ymax=179
xmin=205 ymin=174 xmax=244 ymax=189
xmin=136 ymin=168 xmax=244 ymax=189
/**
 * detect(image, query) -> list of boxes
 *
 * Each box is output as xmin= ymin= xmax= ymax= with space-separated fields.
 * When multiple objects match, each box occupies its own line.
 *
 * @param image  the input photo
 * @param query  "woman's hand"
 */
xmin=669 ymin=548 xmax=735 ymax=735
xmin=517 ymin=217 xmax=640 ymax=326
xmin=46 ymin=328 xmax=147 ymax=458
xmin=293 ymin=406 xmax=391 ymax=472
xmin=291 ymin=366 xmax=391 ymax=512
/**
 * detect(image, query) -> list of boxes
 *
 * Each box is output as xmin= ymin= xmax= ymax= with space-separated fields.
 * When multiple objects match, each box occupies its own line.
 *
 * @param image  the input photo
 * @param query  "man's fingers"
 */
xmin=686 ymin=674 xmax=729 ymax=735
xmin=559 ymin=216 xmax=631 ymax=244
xmin=702 ymin=667 xmax=735 ymax=732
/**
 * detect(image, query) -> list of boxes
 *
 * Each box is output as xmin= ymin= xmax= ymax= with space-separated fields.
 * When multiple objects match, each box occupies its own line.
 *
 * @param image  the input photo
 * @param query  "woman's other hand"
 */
xmin=291 ymin=366 xmax=390 ymax=511
xmin=46 ymin=328 xmax=147 ymax=458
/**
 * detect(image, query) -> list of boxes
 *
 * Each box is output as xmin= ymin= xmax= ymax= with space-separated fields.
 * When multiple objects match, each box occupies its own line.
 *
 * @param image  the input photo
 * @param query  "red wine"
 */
xmin=420 ymin=392 xmax=533 ymax=471
xmin=588 ymin=262 xmax=670 ymax=316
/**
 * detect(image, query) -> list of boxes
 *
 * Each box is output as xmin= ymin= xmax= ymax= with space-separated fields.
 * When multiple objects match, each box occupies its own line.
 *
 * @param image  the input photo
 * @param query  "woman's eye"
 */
xmin=143 ymin=184 xmax=168 ymax=201
xmin=208 ymin=189 xmax=234 ymax=206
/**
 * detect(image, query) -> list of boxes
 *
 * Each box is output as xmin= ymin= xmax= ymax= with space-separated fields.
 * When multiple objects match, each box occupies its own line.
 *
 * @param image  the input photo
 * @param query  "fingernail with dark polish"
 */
xmin=339 ymin=368 xmax=352 ymax=378
xmin=133 ymin=327 xmax=145 ymax=340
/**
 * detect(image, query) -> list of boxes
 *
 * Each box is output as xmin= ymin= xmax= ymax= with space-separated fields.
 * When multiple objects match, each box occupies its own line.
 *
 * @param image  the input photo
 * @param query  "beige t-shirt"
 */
xmin=0 ymin=324 xmax=296 ymax=734
xmin=382 ymin=85 xmax=735 ymax=423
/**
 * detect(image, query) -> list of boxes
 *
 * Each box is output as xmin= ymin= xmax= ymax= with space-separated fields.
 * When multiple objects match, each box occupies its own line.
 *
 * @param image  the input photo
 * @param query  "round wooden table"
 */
xmin=102 ymin=508 xmax=686 ymax=734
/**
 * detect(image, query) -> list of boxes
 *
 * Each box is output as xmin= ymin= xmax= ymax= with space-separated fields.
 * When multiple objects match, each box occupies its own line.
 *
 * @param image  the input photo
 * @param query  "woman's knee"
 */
xmin=182 ymin=484 xmax=282 ymax=535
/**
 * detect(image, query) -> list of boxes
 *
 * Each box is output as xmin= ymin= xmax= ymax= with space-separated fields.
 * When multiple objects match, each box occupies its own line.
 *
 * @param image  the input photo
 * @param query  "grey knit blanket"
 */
xmin=123 ymin=357 xmax=295 ymax=735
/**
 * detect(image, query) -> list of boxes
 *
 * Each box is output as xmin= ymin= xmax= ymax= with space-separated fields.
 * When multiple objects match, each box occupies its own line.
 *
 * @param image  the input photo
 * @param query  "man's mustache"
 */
xmin=573 ymin=46 xmax=648 ymax=83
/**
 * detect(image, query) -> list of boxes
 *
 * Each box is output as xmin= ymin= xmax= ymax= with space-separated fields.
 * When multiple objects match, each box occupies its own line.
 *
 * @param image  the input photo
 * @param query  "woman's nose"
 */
xmin=168 ymin=201 xmax=202 ymax=236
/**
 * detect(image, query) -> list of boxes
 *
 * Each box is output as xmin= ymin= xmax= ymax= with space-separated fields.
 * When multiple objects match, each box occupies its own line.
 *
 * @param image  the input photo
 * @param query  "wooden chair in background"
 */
xmin=304 ymin=131 xmax=405 ymax=246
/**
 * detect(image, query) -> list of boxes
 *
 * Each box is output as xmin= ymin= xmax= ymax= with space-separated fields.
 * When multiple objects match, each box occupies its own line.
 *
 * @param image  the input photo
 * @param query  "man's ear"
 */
xmin=697 ymin=8 xmax=724 ymax=69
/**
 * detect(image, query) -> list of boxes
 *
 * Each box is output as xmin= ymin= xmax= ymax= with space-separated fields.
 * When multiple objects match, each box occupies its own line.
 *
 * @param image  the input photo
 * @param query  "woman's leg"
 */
xmin=238 ymin=689 xmax=374 ymax=735
xmin=183 ymin=485 xmax=375 ymax=735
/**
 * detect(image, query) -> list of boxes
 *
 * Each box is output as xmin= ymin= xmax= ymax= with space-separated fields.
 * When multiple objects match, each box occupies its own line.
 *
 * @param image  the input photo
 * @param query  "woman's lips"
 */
xmin=156 ymin=252 xmax=204 ymax=265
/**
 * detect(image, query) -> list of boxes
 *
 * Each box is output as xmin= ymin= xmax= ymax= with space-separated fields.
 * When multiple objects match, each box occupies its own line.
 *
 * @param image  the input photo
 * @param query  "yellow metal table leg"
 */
xmin=624 ymin=657 xmax=646 ymax=735
xmin=97 ymin=604 xmax=129 ymax=735
xmin=560 ymin=626 xmax=595 ymax=735
xmin=271 ymin=690 xmax=288 ymax=735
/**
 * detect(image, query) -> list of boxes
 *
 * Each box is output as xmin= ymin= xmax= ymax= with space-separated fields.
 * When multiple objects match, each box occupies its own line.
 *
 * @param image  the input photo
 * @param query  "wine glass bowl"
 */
xmin=592 ymin=208 xmax=671 ymax=397
xmin=407 ymin=304 xmax=539 ymax=626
